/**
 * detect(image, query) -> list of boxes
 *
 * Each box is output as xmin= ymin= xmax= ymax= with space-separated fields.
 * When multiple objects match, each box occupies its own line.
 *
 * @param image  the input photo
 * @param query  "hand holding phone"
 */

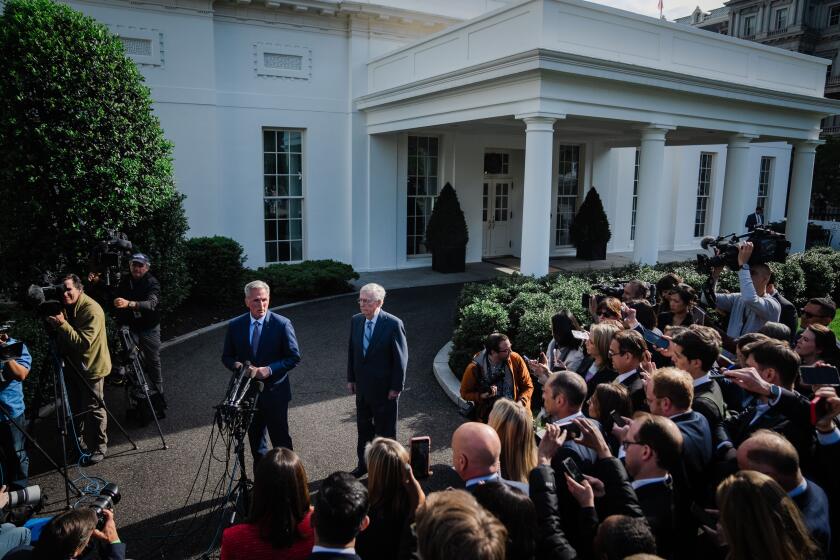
xmin=409 ymin=436 xmax=431 ymax=479
xmin=561 ymin=456 xmax=585 ymax=484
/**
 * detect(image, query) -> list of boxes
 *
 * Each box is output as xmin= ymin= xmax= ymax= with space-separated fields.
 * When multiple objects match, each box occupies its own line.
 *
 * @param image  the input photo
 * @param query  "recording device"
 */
xmin=0 ymin=341 xmax=24 ymax=363
xmin=610 ymin=410 xmax=627 ymax=428
xmin=641 ymin=328 xmax=670 ymax=350
xmin=87 ymin=483 xmax=120 ymax=530
xmin=26 ymin=279 xmax=67 ymax=318
xmin=557 ymin=421 xmax=581 ymax=438
xmin=6 ymin=485 xmax=42 ymax=509
xmin=561 ymin=457 xmax=585 ymax=484
xmin=0 ymin=321 xmax=14 ymax=336
xmin=409 ymin=436 xmax=431 ymax=479
xmin=696 ymin=227 xmax=789 ymax=272
xmin=800 ymin=365 xmax=840 ymax=386
xmin=690 ymin=502 xmax=719 ymax=528
xmin=89 ymin=230 xmax=133 ymax=286
xmin=582 ymin=281 xmax=656 ymax=309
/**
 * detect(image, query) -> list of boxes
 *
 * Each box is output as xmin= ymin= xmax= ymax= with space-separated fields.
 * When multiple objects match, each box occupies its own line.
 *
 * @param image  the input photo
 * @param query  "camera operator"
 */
xmin=5 ymin=508 xmax=123 ymax=560
xmin=710 ymin=242 xmax=780 ymax=341
xmin=0 ymin=487 xmax=32 ymax=557
xmin=46 ymin=274 xmax=111 ymax=466
xmin=0 ymin=332 xmax=31 ymax=489
xmin=112 ymin=253 xmax=165 ymax=416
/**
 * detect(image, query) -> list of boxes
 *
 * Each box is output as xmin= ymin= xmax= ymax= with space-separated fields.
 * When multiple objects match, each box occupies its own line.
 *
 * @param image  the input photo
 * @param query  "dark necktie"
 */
xmin=251 ymin=321 xmax=261 ymax=358
xmin=363 ymin=320 xmax=373 ymax=356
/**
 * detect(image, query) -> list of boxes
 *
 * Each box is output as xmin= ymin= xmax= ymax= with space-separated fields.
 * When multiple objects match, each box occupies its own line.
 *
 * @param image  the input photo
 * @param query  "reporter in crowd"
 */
xmin=608 ymin=330 xmax=648 ymax=412
xmin=0 ymin=488 xmax=30 ymax=558
xmin=709 ymin=242 xmax=781 ymax=342
xmin=799 ymin=297 xmax=837 ymax=333
xmin=655 ymin=273 xmax=682 ymax=316
xmin=0 ymin=332 xmax=31 ymax=488
xmin=472 ymin=481 xmax=537 ymax=560
xmin=544 ymin=311 xmax=585 ymax=373
xmin=795 ymin=324 xmax=838 ymax=367
xmin=414 ymin=490 xmax=506 ymax=560
xmin=586 ymin=383 xmax=632 ymax=455
xmin=622 ymin=280 xmax=651 ymax=303
xmin=6 ymin=508 xmax=124 ymax=560
xmin=220 ymin=448 xmax=313 ymax=560
xmin=766 ymin=273 xmax=797 ymax=342
xmin=715 ymin=470 xmax=822 ymax=560
xmin=309 ymin=472 xmax=368 ymax=560
xmin=669 ymin=326 xmax=729 ymax=429
xmin=578 ymin=322 xmax=621 ymax=395
xmin=460 ymin=333 xmax=533 ymax=423
xmin=758 ymin=321 xmax=792 ymax=343
xmin=488 ymin=399 xmax=537 ymax=485
xmin=451 ymin=422 xmax=528 ymax=493
xmin=46 ymin=274 xmax=111 ymax=466
xmin=592 ymin=298 xmax=622 ymax=324
xmin=657 ymin=283 xmax=698 ymax=330
xmin=539 ymin=372 xmax=601 ymax=472
xmin=112 ymin=253 xmax=166 ymax=417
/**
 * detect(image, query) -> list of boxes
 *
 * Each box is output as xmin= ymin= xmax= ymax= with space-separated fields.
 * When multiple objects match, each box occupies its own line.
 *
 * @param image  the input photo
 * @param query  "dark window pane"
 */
xmin=408 ymin=177 xmax=417 ymax=197
xmin=279 ymin=153 xmax=290 ymax=175
xmin=264 ymin=200 xmax=277 ymax=219
xmin=291 ymin=241 xmax=302 ymax=261
xmin=263 ymin=130 xmax=276 ymax=152
xmin=265 ymin=220 xmax=278 ymax=241
xmin=266 ymin=242 xmax=278 ymax=262
xmin=264 ymin=154 xmax=276 ymax=175
xmin=408 ymin=156 xmax=417 ymax=176
xmin=290 ymin=199 xmax=302 ymax=219
xmin=278 ymin=242 xmax=291 ymax=262
xmin=428 ymin=176 xmax=438 ymax=195
xmin=408 ymin=136 xmax=417 ymax=154
xmin=278 ymin=131 xmax=289 ymax=153
xmin=416 ymin=177 xmax=426 ymax=196
xmin=428 ymin=137 xmax=438 ymax=156
xmin=290 ymin=219 xmax=302 ymax=240
xmin=290 ymin=153 xmax=302 ymax=176
xmin=289 ymin=131 xmax=302 ymax=152
xmin=407 ymin=217 xmax=415 ymax=236
xmin=277 ymin=176 xmax=290 ymax=197
xmin=264 ymin=176 xmax=276 ymax=197
xmin=289 ymin=175 xmax=302 ymax=197
xmin=277 ymin=199 xmax=289 ymax=218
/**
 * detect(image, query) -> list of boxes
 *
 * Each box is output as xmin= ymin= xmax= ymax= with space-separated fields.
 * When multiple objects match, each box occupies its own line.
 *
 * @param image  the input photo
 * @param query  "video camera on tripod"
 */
xmin=26 ymin=276 xmax=67 ymax=318
xmin=89 ymin=230 xmax=133 ymax=287
xmin=696 ymin=227 xmax=790 ymax=272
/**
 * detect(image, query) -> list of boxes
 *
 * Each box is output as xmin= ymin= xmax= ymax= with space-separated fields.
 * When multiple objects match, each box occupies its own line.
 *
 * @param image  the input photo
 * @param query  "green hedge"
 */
xmin=450 ymin=247 xmax=840 ymax=374
xmin=254 ymin=260 xmax=359 ymax=300
xmin=185 ymin=236 xmax=247 ymax=302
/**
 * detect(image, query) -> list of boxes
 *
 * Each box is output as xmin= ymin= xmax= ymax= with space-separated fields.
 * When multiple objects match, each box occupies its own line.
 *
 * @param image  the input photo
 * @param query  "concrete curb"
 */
xmin=432 ymin=340 xmax=471 ymax=414
xmin=160 ymin=291 xmax=356 ymax=350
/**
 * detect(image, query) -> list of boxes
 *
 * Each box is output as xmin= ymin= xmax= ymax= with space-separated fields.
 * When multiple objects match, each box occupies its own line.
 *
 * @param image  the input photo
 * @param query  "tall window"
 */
xmin=263 ymin=129 xmax=303 ymax=263
xmin=407 ymin=136 xmax=439 ymax=256
xmin=694 ymin=153 xmax=714 ymax=237
xmin=757 ymin=156 xmax=774 ymax=212
xmin=555 ymin=145 xmax=580 ymax=246
xmin=742 ymin=14 xmax=756 ymax=36
xmin=774 ymin=7 xmax=788 ymax=30
xmin=630 ymin=148 xmax=640 ymax=241
xmin=830 ymin=5 xmax=840 ymax=26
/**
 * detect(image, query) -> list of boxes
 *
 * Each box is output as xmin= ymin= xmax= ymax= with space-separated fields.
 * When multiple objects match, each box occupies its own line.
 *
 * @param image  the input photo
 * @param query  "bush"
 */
xmin=451 ymin=299 xmax=510 ymax=378
xmin=770 ymin=260 xmax=806 ymax=307
xmin=803 ymin=246 xmax=840 ymax=304
xmin=570 ymin=188 xmax=611 ymax=247
xmin=185 ymin=237 xmax=246 ymax=302
xmin=0 ymin=0 xmax=188 ymax=302
xmin=792 ymin=251 xmax=835 ymax=303
xmin=508 ymin=291 xmax=555 ymax=339
xmin=256 ymin=260 xmax=358 ymax=300
xmin=515 ymin=308 xmax=556 ymax=359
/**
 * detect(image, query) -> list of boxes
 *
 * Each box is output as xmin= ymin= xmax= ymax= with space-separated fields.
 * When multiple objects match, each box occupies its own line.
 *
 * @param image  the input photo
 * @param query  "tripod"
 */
xmin=116 ymin=326 xmax=167 ymax=448
xmin=201 ymin=366 xmax=262 ymax=558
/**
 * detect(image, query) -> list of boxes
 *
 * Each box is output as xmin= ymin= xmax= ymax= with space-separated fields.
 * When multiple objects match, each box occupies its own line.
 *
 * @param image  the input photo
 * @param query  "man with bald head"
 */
xmin=737 ymin=430 xmax=830 ymax=552
xmin=451 ymin=422 xmax=527 ymax=493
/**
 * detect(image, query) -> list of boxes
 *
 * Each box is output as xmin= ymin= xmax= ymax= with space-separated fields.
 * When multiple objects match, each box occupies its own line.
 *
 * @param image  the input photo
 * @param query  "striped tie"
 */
xmin=363 ymin=320 xmax=373 ymax=356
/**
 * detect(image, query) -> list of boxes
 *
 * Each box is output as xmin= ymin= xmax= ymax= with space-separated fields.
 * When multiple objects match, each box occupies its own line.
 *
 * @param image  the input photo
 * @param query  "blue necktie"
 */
xmin=363 ymin=320 xmax=373 ymax=356
xmin=251 ymin=321 xmax=261 ymax=358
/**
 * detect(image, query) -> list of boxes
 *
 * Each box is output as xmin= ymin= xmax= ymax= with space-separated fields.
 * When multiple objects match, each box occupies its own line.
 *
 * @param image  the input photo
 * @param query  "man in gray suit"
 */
xmin=347 ymin=283 xmax=408 ymax=477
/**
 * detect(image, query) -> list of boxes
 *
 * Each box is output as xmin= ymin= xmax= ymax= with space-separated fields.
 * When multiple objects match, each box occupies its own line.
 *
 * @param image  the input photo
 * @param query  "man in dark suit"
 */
xmin=347 ymin=283 xmax=408 ymax=477
xmin=222 ymin=280 xmax=301 ymax=461
xmin=670 ymin=326 xmax=728 ymax=431
xmin=609 ymin=330 xmax=648 ymax=413
xmin=737 ymin=430 xmax=831 ymax=553
xmin=308 ymin=472 xmax=368 ymax=560
xmin=745 ymin=206 xmax=764 ymax=231
xmin=766 ymin=274 xmax=797 ymax=343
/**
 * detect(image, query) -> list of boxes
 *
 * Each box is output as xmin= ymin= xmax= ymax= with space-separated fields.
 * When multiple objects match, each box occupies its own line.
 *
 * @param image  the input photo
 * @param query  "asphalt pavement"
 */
xmin=26 ymin=283 xmax=467 ymax=559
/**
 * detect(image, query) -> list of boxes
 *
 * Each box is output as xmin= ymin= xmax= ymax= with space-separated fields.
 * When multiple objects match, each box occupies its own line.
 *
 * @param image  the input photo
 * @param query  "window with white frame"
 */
xmin=484 ymin=153 xmax=509 ymax=175
xmin=830 ymin=5 xmax=840 ymax=26
xmin=263 ymin=129 xmax=303 ymax=263
xmin=694 ymin=153 xmax=714 ymax=237
xmin=555 ymin=145 xmax=580 ymax=246
xmin=630 ymin=148 xmax=640 ymax=241
xmin=742 ymin=14 xmax=756 ymax=36
xmin=407 ymin=136 xmax=439 ymax=256
xmin=757 ymin=156 xmax=774 ymax=213
xmin=774 ymin=7 xmax=789 ymax=30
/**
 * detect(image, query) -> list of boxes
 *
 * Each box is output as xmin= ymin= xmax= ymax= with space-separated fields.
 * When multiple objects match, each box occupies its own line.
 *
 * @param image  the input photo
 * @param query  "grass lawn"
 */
xmin=832 ymin=310 xmax=840 ymax=339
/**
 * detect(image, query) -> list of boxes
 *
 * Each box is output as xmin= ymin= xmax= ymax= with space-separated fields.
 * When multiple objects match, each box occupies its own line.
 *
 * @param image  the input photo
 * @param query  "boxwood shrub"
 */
xmin=256 ymin=260 xmax=359 ymax=300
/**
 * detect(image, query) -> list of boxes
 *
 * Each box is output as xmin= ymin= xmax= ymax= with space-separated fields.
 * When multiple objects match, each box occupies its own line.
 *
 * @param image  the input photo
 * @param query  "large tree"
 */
xmin=812 ymin=135 xmax=840 ymax=213
xmin=0 ymin=0 xmax=189 ymax=312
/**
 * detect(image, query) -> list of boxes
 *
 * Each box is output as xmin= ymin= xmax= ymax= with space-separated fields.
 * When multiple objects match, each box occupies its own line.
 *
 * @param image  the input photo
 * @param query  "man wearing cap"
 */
xmin=113 ymin=253 xmax=165 ymax=417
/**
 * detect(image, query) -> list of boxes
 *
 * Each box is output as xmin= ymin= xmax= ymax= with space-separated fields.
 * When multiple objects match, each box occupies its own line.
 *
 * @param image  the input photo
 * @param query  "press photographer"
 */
xmin=0 ymin=486 xmax=33 ymax=558
xmin=45 ymin=275 xmax=111 ymax=466
xmin=0 ymin=326 xmax=31 ymax=489
xmin=112 ymin=253 xmax=165 ymax=418
xmin=4 ymin=506 xmax=124 ymax=560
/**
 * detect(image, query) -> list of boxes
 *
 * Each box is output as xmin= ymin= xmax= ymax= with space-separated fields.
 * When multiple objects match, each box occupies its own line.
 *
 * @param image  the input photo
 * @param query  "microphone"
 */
xmin=27 ymin=285 xmax=45 ymax=305
xmin=700 ymin=237 xmax=717 ymax=251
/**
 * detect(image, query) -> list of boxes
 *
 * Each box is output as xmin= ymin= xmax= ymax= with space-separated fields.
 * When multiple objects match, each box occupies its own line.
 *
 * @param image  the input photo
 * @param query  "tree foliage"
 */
xmin=570 ymin=188 xmax=612 ymax=246
xmin=0 ymin=0 xmax=188 ymax=313
xmin=425 ymin=183 xmax=469 ymax=250
xmin=813 ymin=135 xmax=840 ymax=212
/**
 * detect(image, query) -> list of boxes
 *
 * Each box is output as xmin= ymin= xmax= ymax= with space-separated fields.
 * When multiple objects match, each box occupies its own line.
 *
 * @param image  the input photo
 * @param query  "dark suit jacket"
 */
xmin=585 ymin=365 xmax=617 ymax=398
xmin=635 ymin=480 xmax=677 ymax=559
xmin=693 ymin=379 xmax=728 ymax=433
xmin=772 ymin=291 xmax=798 ymax=343
xmin=745 ymin=212 xmax=763 ymax=231
xmin=671 ymin=411 xmax=712 ymax=482
xmin=308 ymin=552 xmax=362 ymax=560
xmin=793 ymin=479 xmax=831 ymax=554
xmin=528 ymin=464 xmax=584 ymax=560
xmin=618 ymin=371 xmax=648 ymax=413
xmin=221 ymin=311 xmax=301 ymax=401
xmin=347 ymin=310 xmax=408 ymax=403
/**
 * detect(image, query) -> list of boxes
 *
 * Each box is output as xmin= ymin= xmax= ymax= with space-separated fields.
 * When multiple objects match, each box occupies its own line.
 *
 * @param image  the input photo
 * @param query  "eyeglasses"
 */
xmin=800 ymin=310 xmax=828 ymax=320
xmin=608 ymin=350 xmax=627 ymax=358
xmin=358 ymin=298 xmax=376 ymax=304
xmin=621 ymin=440 xmax=645 ymax=451
xmin=495 ymin=348 xmax=512 ymax=354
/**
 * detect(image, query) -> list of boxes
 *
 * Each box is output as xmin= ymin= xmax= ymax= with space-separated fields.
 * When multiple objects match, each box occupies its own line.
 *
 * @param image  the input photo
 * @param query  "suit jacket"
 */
xmin=221 ymin=311 xmax=301 ymax=402
xmin=528 ymin=464 xmax=584 ymax=560
xmin=693 ymin=379 xmax=728 ymax=432
xmin=635 ymin=480 xmax=677 ymax=559
xmin=584 ymin=365 xmax=617 ymax=398
xmin=347 ymin=310 xmax=408 ymax=404
xmin=793 ymin=479 xmax=832 ymax=554
xmin=745 ymin=212 xmax=763 ymax=231
xmin=307 ymin=552 xmax=362 ymax=560
xmin=772 ymin=291 xmax=798 ymax=343
xmin=618 ymin=371 xmax=648 ymax=413
xmin=671 ymin=411 xmax=713 ymax=482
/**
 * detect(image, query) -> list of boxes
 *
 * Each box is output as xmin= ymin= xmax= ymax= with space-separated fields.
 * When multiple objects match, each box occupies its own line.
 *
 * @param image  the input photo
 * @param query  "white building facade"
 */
xmin=52 ymin=0 xmax=839 ymax=275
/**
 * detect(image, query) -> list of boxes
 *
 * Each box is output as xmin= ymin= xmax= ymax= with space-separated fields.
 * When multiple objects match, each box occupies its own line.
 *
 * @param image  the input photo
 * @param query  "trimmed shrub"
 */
xmin=256 ymin=260 xmax=359 ymax=300
xmin=792 ymin=252 xmax=835 ymax=303
xmin=185 ymin=237 xmax=246 ymax=302
xmin=515 ymin=308 xmax=556 ymax=359
xmin=450 ymin=299 xmax=510 ymax=377
xmin=508 ymin=291 xmax=555 ymax=339
xmin=770 ymin=260 xmax=807 ymax=307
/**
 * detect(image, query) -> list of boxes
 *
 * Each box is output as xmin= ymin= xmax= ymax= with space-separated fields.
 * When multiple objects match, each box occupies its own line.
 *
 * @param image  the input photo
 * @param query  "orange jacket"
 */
xmin=460 ymin=350 xmax=534 ymax=422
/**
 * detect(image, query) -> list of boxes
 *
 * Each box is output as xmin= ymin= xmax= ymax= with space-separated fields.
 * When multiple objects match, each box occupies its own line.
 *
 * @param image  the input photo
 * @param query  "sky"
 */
xmin=592 ymin=0 xmax=726 ymax=21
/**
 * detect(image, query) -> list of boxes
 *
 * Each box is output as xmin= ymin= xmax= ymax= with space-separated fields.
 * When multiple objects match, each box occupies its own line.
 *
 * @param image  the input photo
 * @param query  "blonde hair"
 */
xmin=488 ymin=399 xmax=537 ymax=484
xmin=416 ymin=490 xmax=506 ymax=560
xmin=590 ymin=322 xmax=622 ymax=367
xmin=717 ymin=470 xmax=821 ymax=560
xmin=364 ymin=437 xmax=410 ymax=518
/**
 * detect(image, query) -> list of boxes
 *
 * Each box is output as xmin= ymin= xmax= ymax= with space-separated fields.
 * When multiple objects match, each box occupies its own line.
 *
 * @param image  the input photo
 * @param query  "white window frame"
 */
xmin=406 ymin=136 xmax=440 ymax=257
xmin=774 ymin=7 xmax=789 ymax=30
xmin=630 ymin=148 xmax=640 ymax=241
xmin=742 ymin=14 xmax=756 ymax=36
xmin=694 ymin=152 xmax=714 ymax=238
xmin=554 ymin=145 xmax=581 ymax=247
xmin=830 ymin=5 xmax=840 ymax=26
xmin=757 ymin=156 xmax=774 ymax=213
xmin=263 ymin=128 xmax=305 ymax=264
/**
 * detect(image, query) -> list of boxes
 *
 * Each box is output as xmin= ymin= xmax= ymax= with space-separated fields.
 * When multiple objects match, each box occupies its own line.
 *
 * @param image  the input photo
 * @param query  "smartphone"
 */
xmin=690 ymin=502 xmax=719 ymax=527
xmin=561 ymin=457 xmax=585 ymax=484
xmin=642 ymin=329 xmax=670 ymax=350
xmin=609 ymin=410 xmax=627 ymax=428
xmin=557 ymin=422 xmax=581 ymax=439
xmin=800 ymin=365 xmax=840 ymax=386
xmin=409 ymin=436 xmax=431 ymax=479
xmin=572 ymin=330 xmax=590 ymax=341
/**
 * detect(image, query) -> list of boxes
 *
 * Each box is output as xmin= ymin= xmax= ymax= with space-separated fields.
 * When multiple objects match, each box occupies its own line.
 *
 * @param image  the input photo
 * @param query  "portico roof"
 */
xmin=356 ymin=0 xmax=840 ymax=142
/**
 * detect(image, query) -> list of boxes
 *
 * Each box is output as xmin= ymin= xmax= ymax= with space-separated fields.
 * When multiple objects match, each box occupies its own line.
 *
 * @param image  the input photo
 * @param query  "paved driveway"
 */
xmin=28 ymin=283 xmax=466 ymax=559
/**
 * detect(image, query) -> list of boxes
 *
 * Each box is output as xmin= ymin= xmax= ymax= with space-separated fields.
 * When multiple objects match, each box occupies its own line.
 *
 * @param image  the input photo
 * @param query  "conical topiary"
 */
xmin=570 ymin=187 xmax=611 ymax=260
xmin=426 ymin=183 xmax=469 ymax=251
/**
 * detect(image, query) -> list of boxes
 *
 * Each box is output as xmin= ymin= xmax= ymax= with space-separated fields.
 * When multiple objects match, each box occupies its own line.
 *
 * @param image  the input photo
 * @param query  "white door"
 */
xmin=482 ymin=180 xmax=513 ymax=257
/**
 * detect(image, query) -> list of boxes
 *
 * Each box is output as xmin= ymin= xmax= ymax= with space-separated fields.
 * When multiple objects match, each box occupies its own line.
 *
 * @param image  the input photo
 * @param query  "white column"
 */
xmin=786 ymin=140 xmax=821 ymax=253
xmin=632 ymin=125 xmax=672 ymax=265
xmin=719 ymin=134 xmax=758 ymax=236
xmin=517 ymin=114 xmax=560 ymax=277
